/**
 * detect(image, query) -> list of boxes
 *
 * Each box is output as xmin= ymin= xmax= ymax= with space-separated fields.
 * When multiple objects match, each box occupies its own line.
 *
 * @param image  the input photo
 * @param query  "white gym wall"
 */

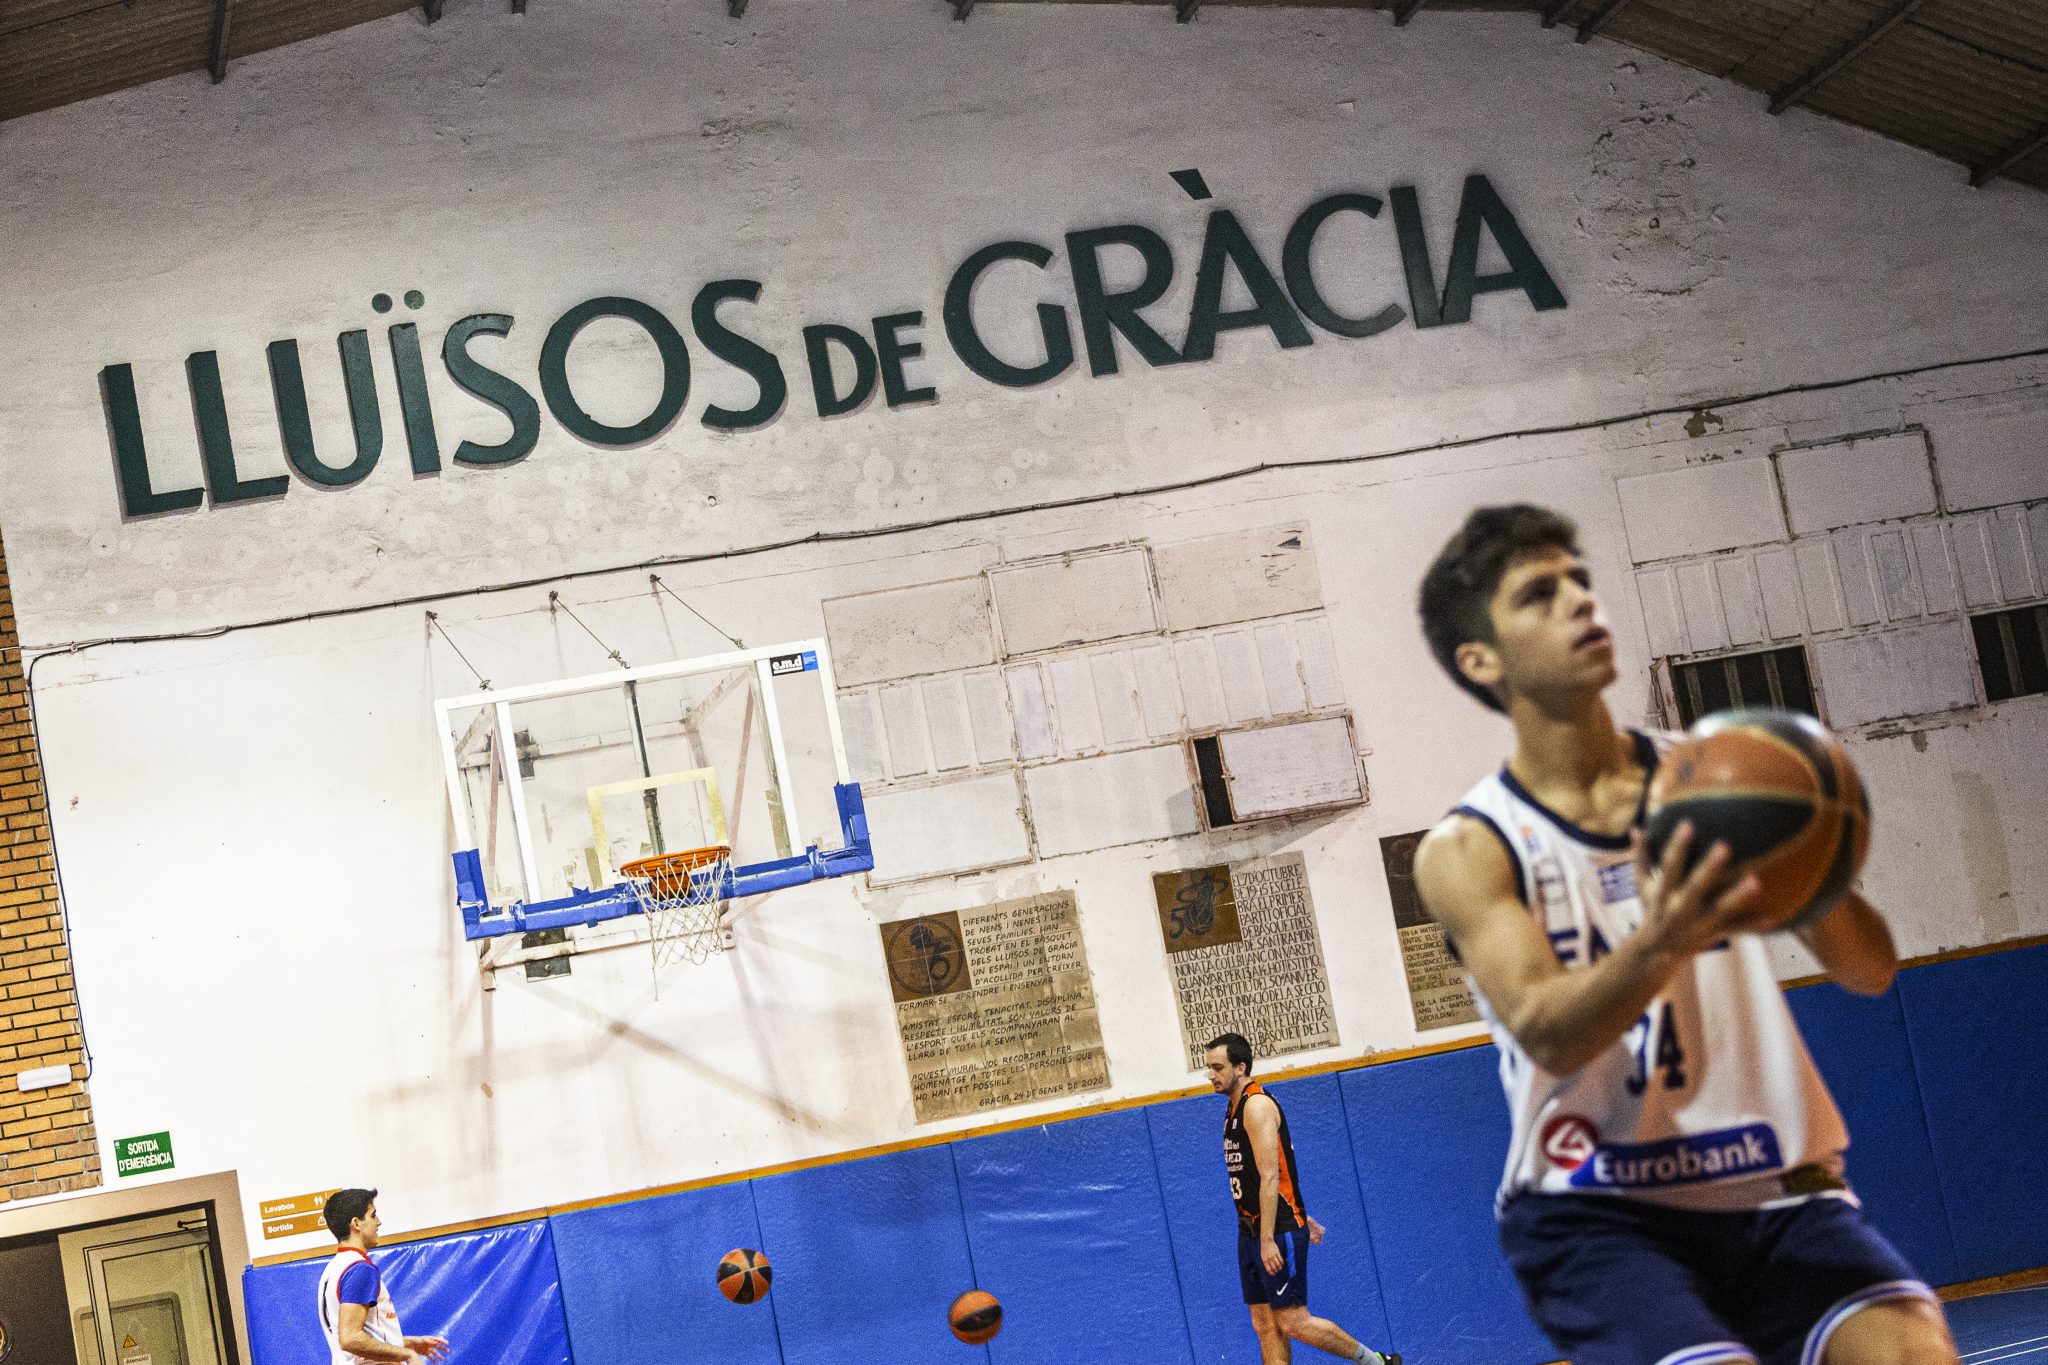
xmin=0 ymin=0 xmax=2044 ymax=1249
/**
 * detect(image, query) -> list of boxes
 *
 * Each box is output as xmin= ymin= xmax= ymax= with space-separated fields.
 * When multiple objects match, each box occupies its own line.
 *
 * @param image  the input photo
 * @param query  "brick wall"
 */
xmin=0 ymin=533 xmax=100 ymax=1202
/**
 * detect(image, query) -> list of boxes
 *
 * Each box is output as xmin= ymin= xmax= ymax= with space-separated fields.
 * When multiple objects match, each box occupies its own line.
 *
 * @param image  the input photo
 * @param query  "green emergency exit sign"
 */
xmin=114 ymin=1131 xmax=174 ymax=1177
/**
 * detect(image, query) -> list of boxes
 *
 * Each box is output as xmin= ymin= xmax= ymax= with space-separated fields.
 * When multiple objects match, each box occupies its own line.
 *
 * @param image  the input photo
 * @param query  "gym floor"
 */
xmin=1952 ymin=1282 xmax=2048 ymax=1364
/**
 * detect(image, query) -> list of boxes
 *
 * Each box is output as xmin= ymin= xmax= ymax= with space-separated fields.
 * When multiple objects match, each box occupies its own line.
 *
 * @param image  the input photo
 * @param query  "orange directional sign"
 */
xmin=259 ymin=1188 xmax=340 ymax=1239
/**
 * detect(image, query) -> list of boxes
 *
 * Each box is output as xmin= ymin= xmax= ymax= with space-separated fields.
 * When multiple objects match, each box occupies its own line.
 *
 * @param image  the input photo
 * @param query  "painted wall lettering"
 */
xmin=98 ymin=171 xmax=1566 ymax=516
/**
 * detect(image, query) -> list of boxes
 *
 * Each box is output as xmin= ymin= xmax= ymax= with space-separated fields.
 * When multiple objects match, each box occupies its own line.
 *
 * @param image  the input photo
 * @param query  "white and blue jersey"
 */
xmin=318 ymin=1248 xmax=405 ymax=1365
xmin=1452 ymin=730 xmax=1849 ymax=1213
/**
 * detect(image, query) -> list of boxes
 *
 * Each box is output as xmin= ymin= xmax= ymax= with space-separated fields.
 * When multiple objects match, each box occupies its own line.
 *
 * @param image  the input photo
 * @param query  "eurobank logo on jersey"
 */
xmin=1565 ymin=1123 xmax=1786 ymax=1190
xmin=95 ymin=170 xmax=1567 ymax=518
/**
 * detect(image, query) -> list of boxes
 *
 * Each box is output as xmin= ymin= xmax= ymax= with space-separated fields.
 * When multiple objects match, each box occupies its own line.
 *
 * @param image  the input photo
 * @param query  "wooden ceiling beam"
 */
xmin=1769 ymin=0 xmax=1932 ymax=115
xmin=207 ymin=0 xmax=234 ymax=83
xmin=1574 ymin=0 xmax=1636 ymax=44
xmin=1972 ymin=122 xmax=2048 ymax=189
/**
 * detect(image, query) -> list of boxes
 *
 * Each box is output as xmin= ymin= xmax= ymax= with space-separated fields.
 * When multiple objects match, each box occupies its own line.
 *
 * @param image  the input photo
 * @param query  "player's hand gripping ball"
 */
xmin=716 ymin=1248 xmax=772 ymax=1304
xmin=1645 ymin=708 xmax=1869 ymax=932
xmin=948 ymin=1289 xmax=1003 ymax=1344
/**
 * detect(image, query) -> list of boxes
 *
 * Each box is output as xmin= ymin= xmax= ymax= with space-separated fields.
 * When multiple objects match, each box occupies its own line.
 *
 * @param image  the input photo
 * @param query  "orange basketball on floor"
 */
xmin=949 ymin=1288 xmax=1003 ymax=1344
xmin=716 ymin=1248 xmax=772 ymax=1304
xmin=1645 ymin=708 xmax=1869 ymax=932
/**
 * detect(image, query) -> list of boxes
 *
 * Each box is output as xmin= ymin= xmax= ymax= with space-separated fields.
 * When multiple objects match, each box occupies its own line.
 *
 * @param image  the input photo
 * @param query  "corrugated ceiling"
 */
xmin=1 ymin=0 xmax=2042 ymax=193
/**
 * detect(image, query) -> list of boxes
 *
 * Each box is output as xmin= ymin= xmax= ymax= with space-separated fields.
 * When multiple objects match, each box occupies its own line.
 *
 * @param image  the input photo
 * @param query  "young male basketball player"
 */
xmin=318 ymin=1189 xmax=450 ymax=1365
xmin=1411 ymin=505 xmax=1958 ymax=1365
xmin=1205 ymin=1033 xmax=1401 ymax=1365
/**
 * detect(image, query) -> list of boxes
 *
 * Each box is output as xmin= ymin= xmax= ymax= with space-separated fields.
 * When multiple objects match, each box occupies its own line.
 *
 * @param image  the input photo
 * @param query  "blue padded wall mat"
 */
xmin=953 ymin=1108 xmax=1196 ymax=1365
xmin=1786 ymin=980 xmax=1961 ymax=1285
xmin=550 ymin=1183 xmax=783 ymax=1365
xmin=1896 ymin=943 xmax=2048 ymax=1280
xmin=1340 ymin=1046 xmax=1557 ymax=1365
xmin=749 ymin=1143 xmax=987 ymax=1363
xmin=1146 ymin=1076 xmax=1394 ymax=1365
xmin=243 ymin=1220 xmax=571 ymax=1365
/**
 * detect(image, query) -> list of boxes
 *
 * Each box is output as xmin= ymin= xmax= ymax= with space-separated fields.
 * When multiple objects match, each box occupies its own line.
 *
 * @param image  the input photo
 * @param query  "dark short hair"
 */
xmin=323 ymin=1188 xmax=378 ymax=1241
xmin=1205 ymin=1033 xmax=1253 ymax=1073
xmin=1418 ymin=504 xmax=1582 ymax=712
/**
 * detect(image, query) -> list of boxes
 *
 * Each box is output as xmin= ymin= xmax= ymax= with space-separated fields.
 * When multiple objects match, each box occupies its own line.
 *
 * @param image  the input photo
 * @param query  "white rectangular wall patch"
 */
xmin=1153 ymin=524 xmax=1324 ymax=632
xmin=1219 ymin=717 xmax=1363 ymax=819
xmin=1024 ymin=746 xmax=1201 ymax=857
xmin=1617 ymin=459 xmax=1788 ymax=564
xmin=1776 ymin=432 xmax=1936 ymax=535
xmin=865 ymin=772 xmax=1032 ymax=884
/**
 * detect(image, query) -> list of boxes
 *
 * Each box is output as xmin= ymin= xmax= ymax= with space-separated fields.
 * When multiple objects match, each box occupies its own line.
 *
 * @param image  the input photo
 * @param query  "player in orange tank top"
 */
xmin=1207 ymin=1033 xmax=1400 ymax=1365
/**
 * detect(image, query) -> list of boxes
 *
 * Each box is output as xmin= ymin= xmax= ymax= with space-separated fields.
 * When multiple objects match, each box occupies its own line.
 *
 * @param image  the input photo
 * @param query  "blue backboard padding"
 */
xmin=551 ymin=1184 xmax=783 ymax=1365
xmin=953 ymin=1109 xmax=1196 ymax=1365
xmin=1145 ymin=1077 xmax=1394 ymax=1365
xmin=243 ymin=1221 xmax=571 ymax=1365
xmin=1897 ymin=943 xmax=2048 ymax=1280
xmin=243 ymin=1255 xmax=323 ymax=1365
xmin=1340 ymin=1047 xmax=1557 ymax=1365
xmin=1786 ymin=981 xmax=1961 ymax=1285
xmin=748 ymin=1144 xmax=986 ymax=1362
xmin=1143 ymin=1096 xmax=1255 ymax=1365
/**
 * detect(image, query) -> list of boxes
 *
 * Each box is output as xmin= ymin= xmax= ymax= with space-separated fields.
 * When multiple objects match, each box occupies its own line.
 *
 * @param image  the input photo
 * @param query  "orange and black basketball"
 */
xmin=1645 ymin=708 xmax=1869 ymax=932
xmin=948 ymin=1288 xmax=1003 ymax=1344
xmin=716 ymin=1248 xmax=772 ymax=1304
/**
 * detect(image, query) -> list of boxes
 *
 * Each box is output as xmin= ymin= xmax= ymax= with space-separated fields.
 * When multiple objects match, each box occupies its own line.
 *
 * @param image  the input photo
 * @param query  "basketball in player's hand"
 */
xmin=948 ymin=1289 xmax=1003 ymax=1344
xmin=1644 ymin=708 xmax=1869 ymax=932
xmin=716 ymin=1248 xmax=772 ymax=1303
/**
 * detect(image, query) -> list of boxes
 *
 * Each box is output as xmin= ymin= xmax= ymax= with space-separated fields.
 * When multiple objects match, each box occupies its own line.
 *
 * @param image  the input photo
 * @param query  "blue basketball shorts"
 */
xmin=1498 ymin=1192 xmax=1938 ymax=1365
xmin=1237 ymin=1226 xmax=1311 ymax=1311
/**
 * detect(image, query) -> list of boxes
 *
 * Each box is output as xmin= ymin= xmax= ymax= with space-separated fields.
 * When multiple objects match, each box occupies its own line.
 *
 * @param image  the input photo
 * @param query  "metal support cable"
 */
xmin=549 ymin=591 xmax=629 ymax=668
xmin=425 ymin=612 xmax=491 ymax=690
xmin=650 ymin=575 xmax=746 ymax=649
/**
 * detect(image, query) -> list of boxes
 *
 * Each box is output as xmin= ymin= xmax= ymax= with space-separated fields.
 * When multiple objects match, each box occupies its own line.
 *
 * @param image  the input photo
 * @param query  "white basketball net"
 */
xmin=624 ymin=848 xmax=733 ymax=970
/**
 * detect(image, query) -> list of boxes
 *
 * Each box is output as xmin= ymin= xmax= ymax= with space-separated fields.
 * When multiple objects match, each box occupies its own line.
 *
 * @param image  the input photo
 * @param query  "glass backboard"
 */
xmin=436 ymin=640 xmax=872 ymax=951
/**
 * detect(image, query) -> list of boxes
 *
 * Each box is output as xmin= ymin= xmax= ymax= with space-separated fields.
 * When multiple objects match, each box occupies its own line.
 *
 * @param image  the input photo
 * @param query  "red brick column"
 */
xmin=0 ymin=534 xmax=100 ymax=1202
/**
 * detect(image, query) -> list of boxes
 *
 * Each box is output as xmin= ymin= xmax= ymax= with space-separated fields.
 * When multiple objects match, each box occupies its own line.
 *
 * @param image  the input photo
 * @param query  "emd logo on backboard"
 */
xmin=769 ymin=650 xmax=819 ymax=677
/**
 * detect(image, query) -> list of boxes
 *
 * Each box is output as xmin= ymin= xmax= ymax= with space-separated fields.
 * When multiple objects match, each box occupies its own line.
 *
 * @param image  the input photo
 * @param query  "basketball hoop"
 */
xmin=621 ymin=846 xmax=733 ymax=968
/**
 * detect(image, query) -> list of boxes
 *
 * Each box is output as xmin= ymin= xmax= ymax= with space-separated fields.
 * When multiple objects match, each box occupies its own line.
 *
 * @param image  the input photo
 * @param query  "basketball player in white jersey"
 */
xmin=1411 ymin=505 xmax=1958 ymax=1365
xmin=317 ymin=1189 xmax=449 ymax=1365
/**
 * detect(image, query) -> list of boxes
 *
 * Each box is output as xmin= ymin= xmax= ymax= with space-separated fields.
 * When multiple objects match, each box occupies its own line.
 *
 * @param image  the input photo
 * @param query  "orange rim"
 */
xmin=620 ymin=846 xmax=731 ymax=896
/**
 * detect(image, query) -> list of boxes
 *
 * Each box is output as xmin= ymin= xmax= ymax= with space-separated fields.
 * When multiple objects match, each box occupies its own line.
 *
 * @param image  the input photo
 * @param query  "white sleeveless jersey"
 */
xmin=318 ymin=1249 xmax=406 ymax=1365
xmin=1453 ymin=730 xmax=1849 ymax=1212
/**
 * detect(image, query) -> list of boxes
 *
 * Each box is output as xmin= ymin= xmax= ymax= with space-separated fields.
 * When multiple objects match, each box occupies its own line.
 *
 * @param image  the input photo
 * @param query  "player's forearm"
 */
xmin=338 ymin=1331 xmax=412 ymax=1363
xmin=1795 ymin=892 xmax=1896 ymax=996
xmin=1500 ymin=931 xmax=1685 ymax=1075
xmin=1259 ymin=1182 xmax=1279 ymax=1241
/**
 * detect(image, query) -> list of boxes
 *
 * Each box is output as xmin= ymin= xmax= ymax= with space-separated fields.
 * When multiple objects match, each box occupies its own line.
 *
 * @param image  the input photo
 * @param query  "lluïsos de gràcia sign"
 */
xmin=98 ymin=172 xmax=1565 ymax=518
